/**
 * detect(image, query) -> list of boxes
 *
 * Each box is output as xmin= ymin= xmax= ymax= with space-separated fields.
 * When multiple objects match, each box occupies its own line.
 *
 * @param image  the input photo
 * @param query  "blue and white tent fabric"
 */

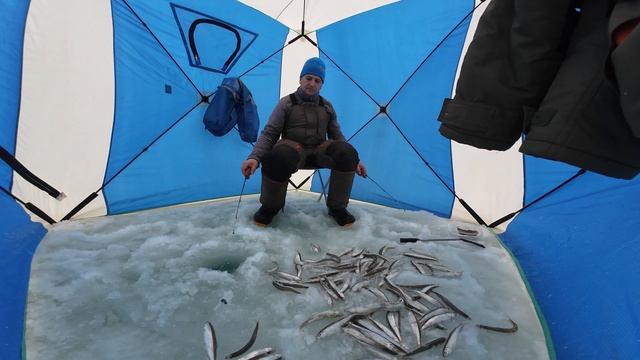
xmin=1 ymin=1 xmax=639 ymax=359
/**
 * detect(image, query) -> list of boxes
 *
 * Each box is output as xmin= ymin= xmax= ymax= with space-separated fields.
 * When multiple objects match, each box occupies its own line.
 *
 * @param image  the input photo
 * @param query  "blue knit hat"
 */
xmin=300 ymin=57 xmax=325 ymax=82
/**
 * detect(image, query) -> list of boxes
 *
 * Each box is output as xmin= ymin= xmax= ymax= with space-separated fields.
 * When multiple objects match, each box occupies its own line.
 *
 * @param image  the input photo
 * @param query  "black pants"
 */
xmin=259 ymin=140 xmax=359 ymax=209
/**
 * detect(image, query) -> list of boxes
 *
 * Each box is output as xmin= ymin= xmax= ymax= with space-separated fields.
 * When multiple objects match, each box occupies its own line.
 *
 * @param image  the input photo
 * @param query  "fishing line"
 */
xmin=365 ymin=174 xmax=404 ymax=210
xmin=232 ymin=176 xmax=248 ymax=235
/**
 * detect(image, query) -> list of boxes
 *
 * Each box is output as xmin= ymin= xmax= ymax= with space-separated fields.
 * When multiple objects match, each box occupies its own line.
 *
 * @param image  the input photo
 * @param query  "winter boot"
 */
xmin=253 ymin=205 xmax=280 ymax=226
xmin=326 ymin=170 xmax=356 ymax=226
xmin=255 ymin=175 xmax=288 ymax=226
xmin=328 ymin=207 xmax=356 ymax=227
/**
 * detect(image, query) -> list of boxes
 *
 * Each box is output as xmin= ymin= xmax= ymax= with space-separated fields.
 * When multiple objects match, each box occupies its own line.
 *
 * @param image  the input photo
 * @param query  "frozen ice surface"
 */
xmin=26 ymin=192 xmax=549 ymax=359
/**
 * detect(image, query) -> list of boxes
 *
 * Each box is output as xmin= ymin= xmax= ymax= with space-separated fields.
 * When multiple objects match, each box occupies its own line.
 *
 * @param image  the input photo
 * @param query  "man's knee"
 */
xmin=326 ymin=141 xmax=358 ymax=171
xmin=261 ymin=145 xmax=300 ymax=181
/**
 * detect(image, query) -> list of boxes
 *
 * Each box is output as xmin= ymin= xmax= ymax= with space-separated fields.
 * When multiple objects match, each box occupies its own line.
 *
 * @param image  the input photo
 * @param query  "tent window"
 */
xmin=171 ymin=4 xmax=258 ymax=74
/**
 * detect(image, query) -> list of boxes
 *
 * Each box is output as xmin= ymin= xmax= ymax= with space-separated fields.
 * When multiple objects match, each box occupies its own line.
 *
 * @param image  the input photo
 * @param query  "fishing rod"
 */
xmin=232 ymin=176 xmax=248 ymax=235
xmin=399 ymin=237 xmax=485 ymax=248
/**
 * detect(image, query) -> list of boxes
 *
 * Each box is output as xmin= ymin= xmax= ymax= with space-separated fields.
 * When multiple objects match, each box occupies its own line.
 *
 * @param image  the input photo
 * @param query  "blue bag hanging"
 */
xmin=237 ymin=81 xmax=259 ymax=143
xmin=203 ymin=77 xmax=259 ymax=143
xmin=203 ymin=77 xmax=241 ymax=137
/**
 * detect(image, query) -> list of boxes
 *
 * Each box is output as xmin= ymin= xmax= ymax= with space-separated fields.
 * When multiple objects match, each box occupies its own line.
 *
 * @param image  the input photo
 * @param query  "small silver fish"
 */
xmin=351 ymin=248 xmax=366 ymax=257
xmin=476 ymin=318 xmax=518 ymax=333
xmin=421 ymin=312 xmax=455 ymax=330
xmin=338 ymin=247 xmax=354 ymax=257
xmin=403 ymin=251 xmax=438 ymax=261
xmin=419 ymin=307 xmax=451 ymax=328
xmin=412 ymin=289 xmax=441 ymax=308
xmin=365 ymin=286 xmax=390 ymax=302
xmin=368 ymin=316 xmax=403 ymax=347
xmin=432 ymin=290 xmax=470 ymax=319
xmin=203 ymin=322 xmax=217 ymax=360
xmin=443 ymin=323 xmax=464 ymax=357
xmin=272 ymin=280 xmax=302 ymax=294
xmin=404 ymin=337 xmax=446 ymax=356
xmin=316 ymin=314 xmax=355 ymax=339
xmin=322 ymin=277 xmax=345 ymax=300
xmin=325 ymin=252 xmax=342 ymax=263
xmin=348 ymin=321 xmax=405 ymax=355
xmin=257 ymin=354 xmax=282 ymax=360
xmin=225 ymin=322 xmax=259 ymax=359
xmin=410 ymin=260 xmax=429 ymax=275
xmin=300 ymin=310 xmax=344 ymax=328
xmin=407 ymin=310 xmax=421 ymax=346
xmin=235 ymin=347 xmax=273 ymax=360
xmin=378 ymin=245 xmax=395 ymax=255
xmin=386 ymin=311 xmax=402 ymax=343
xmin=272 ymin=279 xmax=308 ymax=289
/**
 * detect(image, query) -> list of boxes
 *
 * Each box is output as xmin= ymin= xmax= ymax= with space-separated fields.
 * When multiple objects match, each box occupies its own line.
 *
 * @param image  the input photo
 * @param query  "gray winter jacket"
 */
xmin=248 ymin=87 xmax=346 ymax=161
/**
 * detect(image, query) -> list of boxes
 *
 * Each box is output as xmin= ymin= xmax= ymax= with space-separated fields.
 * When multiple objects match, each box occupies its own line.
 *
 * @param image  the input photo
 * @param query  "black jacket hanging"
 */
xmin=438 ymin=0 xmax=640 ymax=179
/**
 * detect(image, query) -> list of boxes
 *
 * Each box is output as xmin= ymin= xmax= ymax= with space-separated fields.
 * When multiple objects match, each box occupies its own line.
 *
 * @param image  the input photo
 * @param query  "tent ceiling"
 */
xmin=240 ymin=0 xmax=400 ymax=31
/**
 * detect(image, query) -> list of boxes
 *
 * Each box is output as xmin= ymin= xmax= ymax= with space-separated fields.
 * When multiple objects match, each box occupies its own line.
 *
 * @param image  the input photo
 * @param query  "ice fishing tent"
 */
xmin=1 ymin=0 xmax=639 ymax=359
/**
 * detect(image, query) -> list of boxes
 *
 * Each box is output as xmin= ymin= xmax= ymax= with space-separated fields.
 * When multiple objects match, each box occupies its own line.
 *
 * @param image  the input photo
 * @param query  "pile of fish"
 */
xmin=202 ymin=229 xmax=518 ymax=359
xmin=265 ymin=235 xmax=517 ymax=359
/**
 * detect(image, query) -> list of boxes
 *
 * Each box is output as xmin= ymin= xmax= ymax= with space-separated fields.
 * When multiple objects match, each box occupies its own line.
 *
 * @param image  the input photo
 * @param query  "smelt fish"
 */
xmin=404 ymin=337 xmax=446 ymax=356
xmin=344 ymin=326 xmax=401 ymax=360
xmin=272 ymin=279 xmax=308 ymax=289
xmin=325 ymin=252 xmax=342 ymax=263
xmin=419 ymin=307 xmax=451 ymax=328
xmin=272 ymin=280 xmax=302 ymax=294
xmin=432 ymin=290 xmax=470 ymax=319
xmin=359 ymin=344 xmax=404 ymax=360
xmin=403 ymin=252 xmax=438 ymax=261
xmin=348 ymin=321 xmax=406 ymax=355
xmin=203 ymin=322 xmax=217 ymax=360
xmin=338 ymin=247 xmax=354 ymax=257
xmin=306 ymin=271 xmax=340 ymax=282
xmin=258 ymin=354 xmax=282 ymax=360
xmin=225 ymin=322 xmax=259 ymax=359
xmin=300 ymin=310 xmax=344 ymax=328
xmin=407 ymin=310 xmax=421 ymax=346
xmin=410 ymin=260 xmax=429 ymax=275
xmin=342 ymin=325 xmax=379 ymax=347
xmin=365 ymin=317 xmax=407 ymax=351
xmin=477 ymin=318 xmax=518 ymax=333
xmin=235 ymin=347 xmax=273 ymax=360
xmin=351 ymin=248 xmax=366 ymax=257
xmin=443 ymin=323 xmax=464 ymax=357
xmin=338 ymin=276 xmax=353 ymax=293
xmin=316 ymin=314 xmax=356 ymax=339
xmin=319 ymin=277 xmax=344 ymax=301
xmin=421 ymin=312 xmax=455 ymax=330
xmin=364 ymin=286 xmax=390 ymax=302
xmin=412 ymin=290 xmax=442 ymax=308
xmin=364 ymin=265 xmax=387 ymax=277
xmin=378 ymin=245 xmax=395 ymax=255
xmin=386 ymin=311 xmax=402 ymax=343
